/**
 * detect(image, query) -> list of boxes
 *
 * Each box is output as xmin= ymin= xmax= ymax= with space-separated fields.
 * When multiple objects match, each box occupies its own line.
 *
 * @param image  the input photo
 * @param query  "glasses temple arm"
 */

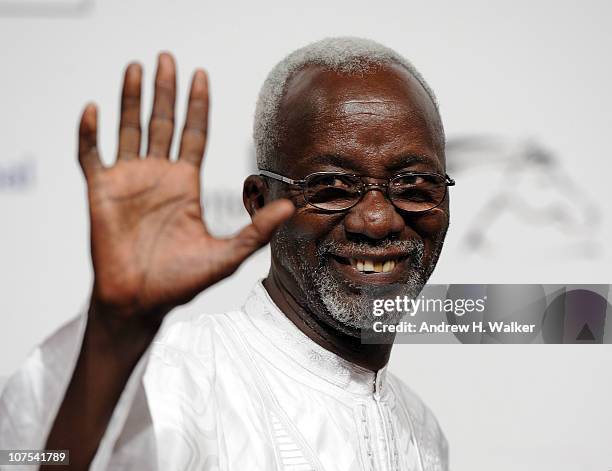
xmin=259 ymin=169 xmax=303 ymax=185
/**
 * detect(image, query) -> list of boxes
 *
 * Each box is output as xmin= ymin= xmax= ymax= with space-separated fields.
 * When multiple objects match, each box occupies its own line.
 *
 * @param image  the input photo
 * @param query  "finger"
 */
xmin=147 ymin=52 xmax=176 ymax=158
xmin=117 ymin=62 xmax=142 ymax=161
xmin=178 ymin=69 xmax=209 ymax=167
xmin=228 ymin=199 xmax=295 ymax=263
xmin=78 ymin=103 xmax=103 ymax=178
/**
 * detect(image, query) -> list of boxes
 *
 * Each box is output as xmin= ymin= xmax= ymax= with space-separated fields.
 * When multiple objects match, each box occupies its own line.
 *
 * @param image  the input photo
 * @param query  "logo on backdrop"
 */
xmin=0 ymin=0 xmax=93 ymax=18
xmin=446 ymin=135 xmax=604 ymax=259
xmin=0 ymin=157 xmax=36 ymax=191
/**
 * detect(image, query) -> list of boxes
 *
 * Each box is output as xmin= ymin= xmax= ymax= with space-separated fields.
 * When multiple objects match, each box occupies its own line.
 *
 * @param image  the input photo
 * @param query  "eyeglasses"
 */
xmin=259 ymin=169 xmax=455 ymax=213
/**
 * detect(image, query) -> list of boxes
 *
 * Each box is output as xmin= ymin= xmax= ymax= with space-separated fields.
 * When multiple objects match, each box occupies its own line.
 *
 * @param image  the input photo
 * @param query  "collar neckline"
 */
xmin=242 ymin=280 xmax=388 ymax=397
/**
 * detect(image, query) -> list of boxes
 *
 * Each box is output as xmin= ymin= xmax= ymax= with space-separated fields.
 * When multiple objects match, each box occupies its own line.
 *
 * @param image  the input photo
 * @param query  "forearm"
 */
xmin=42 ymin=302 xmax=163 ymax=470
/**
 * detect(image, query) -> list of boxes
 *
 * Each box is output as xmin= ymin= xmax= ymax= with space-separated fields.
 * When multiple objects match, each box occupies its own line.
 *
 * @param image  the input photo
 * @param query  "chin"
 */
xmin=311 ymin=258 xmax=426 ymax=337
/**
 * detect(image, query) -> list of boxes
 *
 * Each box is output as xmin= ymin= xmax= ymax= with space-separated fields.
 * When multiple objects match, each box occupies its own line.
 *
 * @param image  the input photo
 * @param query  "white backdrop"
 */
xmin=0 ymin=0 xmax=611 ymax=469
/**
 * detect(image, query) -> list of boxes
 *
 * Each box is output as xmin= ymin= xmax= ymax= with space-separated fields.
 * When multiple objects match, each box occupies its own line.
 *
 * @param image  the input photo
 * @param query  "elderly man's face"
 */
xmin=267 ymin=63 xmax=449 ymax=336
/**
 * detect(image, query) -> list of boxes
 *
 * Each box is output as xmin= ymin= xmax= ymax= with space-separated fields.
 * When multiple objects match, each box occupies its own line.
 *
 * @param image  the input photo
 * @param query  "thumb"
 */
xmin=78 ymin=103 xmax=103 ymax=179
xmin=227 ymin=198 xmax=295 ymax=264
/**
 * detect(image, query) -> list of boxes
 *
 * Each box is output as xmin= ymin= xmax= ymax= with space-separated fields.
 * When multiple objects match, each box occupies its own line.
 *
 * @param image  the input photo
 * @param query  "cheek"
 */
xmin=284 ymin=209 xmax=340 ymax=252
xmin=407 ymin=207 xmax=449 ymax=250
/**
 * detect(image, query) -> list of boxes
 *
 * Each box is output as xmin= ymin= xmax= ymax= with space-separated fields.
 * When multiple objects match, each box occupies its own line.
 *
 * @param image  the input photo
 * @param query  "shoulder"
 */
xmin=150 ymin=310 xmax=243 ymax=361
xmin=387 ymin=372 xmax=449 ymax=471
xmin=144 ymin=310 xmax=249 ymax=385
xmin=0 ymin=314 xmax=87 ymax=448
xmin=141 ymin=310 xmax=246 ymax=422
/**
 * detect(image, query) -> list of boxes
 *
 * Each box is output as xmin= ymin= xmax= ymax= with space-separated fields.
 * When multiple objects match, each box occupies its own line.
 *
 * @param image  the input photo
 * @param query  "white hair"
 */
xmin=253 ymin=36 xmax=443 ymax=168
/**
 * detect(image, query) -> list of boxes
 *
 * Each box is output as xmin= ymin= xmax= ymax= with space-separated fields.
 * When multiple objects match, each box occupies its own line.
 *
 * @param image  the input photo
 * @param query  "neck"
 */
xmin=263 ymin=269 xmax=393 ymax=372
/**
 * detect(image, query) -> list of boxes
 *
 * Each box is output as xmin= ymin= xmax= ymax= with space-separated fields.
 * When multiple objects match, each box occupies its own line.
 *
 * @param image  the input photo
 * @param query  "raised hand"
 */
xmin=79 ymin=53 xmax=294 ymax=319
xmin=43 ymin=54 xmax=293 ymax=469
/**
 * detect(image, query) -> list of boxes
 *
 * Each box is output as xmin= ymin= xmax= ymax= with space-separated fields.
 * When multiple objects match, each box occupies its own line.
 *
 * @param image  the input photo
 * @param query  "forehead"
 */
xmin=276 ymin=63 xmax=443 ymax=175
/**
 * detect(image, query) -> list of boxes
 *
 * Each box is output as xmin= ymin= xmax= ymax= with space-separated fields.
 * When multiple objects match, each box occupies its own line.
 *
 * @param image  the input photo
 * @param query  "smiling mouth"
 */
xmin=331 ymin=255 xmax=406 ymax=274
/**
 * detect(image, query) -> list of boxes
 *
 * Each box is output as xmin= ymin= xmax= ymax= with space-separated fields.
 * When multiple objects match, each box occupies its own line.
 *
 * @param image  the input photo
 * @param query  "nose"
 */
xmin=343 ymin=189 xmax=405 ymax=240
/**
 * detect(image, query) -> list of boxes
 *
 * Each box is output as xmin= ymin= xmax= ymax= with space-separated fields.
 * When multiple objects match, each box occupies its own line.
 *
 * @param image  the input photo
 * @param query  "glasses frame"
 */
xmin=259 ymin=169 xmax=455 ymax=213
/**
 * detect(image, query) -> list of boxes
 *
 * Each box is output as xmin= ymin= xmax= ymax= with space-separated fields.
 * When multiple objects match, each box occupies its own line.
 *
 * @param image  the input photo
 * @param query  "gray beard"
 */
xmin=273 ymin=231 xmax=443 ymax=336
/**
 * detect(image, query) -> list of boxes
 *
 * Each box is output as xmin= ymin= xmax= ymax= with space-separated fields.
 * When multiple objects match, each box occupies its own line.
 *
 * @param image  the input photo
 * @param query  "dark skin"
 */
xmin=44 ymin=56 xmax=447 ymax=469
xmin=245 ymin=63 xmax=448 ymax=371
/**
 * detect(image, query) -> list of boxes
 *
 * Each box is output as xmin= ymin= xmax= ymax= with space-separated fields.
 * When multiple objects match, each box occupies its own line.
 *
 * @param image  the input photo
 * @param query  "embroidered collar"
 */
xmin=240 ymin=281 xmax=388 ymax=397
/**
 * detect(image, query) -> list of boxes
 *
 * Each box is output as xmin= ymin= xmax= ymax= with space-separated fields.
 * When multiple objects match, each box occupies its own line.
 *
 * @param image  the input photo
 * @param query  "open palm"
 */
xmin=79 ymin=53 xmax=293 ymax=317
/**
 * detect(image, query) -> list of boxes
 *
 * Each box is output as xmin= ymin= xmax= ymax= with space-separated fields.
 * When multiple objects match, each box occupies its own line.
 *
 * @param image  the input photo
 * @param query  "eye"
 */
xmin=308 ymin=174 xmax=358 ymax=190
xmin=318 ymin=178 xmax=346 ymax=190
xmin=304 ymin=174 xmax=362 ymax=210
xmin=391 ymin=174 xmax=426 ymax=187
xmin=330 ymin=177 xmax=349 ymax=187
xmin=318 ymin=175 xmax=349 ymax=188
xmin=389 ymin=174 xmax=447 ymax=209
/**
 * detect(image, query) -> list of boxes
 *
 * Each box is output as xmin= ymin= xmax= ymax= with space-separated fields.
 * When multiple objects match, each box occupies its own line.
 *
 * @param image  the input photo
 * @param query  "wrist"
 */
xmin=85 ymin=298 xmax=166 ymax=357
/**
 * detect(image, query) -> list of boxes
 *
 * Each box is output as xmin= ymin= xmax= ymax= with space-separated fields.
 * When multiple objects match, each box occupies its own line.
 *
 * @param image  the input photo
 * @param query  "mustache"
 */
xmin=316 ymin=238 xmax=425 ymax=260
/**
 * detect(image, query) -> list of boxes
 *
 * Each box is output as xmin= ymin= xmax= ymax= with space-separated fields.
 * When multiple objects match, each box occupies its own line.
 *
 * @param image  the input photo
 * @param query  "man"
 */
xmin=0 ymin=37 xmax=452 ymax=470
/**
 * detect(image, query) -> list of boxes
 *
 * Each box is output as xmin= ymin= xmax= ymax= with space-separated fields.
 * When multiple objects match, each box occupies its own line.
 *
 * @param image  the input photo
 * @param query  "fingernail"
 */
xmin=158 ymin=52 xmax=173 ymax=66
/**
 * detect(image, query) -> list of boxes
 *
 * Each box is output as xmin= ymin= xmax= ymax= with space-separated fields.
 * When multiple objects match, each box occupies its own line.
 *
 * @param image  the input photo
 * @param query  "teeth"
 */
xmin=350 ymin=258 xmax=398 ymax=273
xmin=383 ymin=260 xmax=394 ymax=272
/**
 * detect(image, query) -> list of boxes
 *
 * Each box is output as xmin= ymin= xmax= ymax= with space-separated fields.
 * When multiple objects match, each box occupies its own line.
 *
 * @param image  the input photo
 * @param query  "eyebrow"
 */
xmin=306 ymin=153 xmax=441 ymax=173
xmin=386 ymin=154 xmax=440 ymax=171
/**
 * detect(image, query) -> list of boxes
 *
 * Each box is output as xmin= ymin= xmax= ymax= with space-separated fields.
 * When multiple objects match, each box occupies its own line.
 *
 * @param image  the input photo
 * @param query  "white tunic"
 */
xmin=0 ymin=282 xmax=448 ymax=471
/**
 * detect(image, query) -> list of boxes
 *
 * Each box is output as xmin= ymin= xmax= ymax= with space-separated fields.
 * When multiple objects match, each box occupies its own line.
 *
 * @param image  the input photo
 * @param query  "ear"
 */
xmin=243 ymin=175 xmax=268 ymax=219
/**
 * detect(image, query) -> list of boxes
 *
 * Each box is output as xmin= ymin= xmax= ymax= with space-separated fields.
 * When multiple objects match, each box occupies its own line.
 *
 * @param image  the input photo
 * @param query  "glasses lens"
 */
xmin=304 ymin=173 xmax=362 ymax=210
xmin=389 ymin=173 xmax=446 ymax=212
